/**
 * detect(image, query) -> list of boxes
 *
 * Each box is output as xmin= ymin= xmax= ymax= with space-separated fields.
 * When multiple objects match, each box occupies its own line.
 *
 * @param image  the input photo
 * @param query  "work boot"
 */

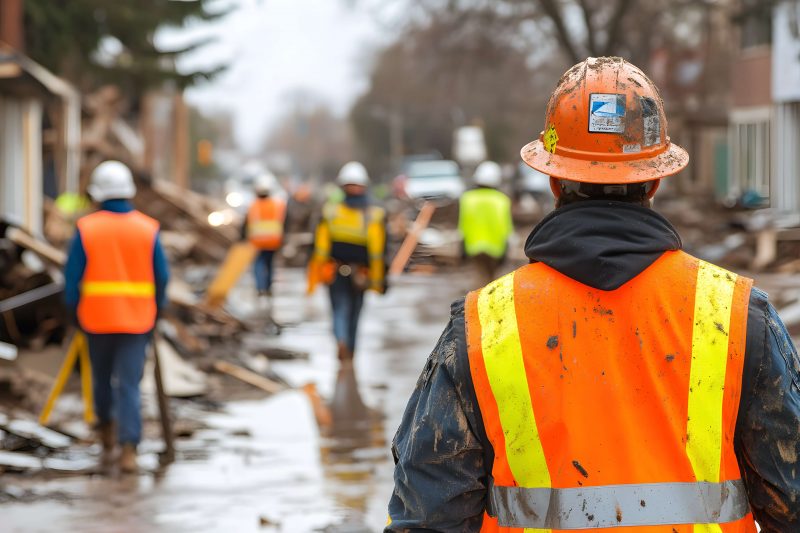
xmin=97 ymin=422 xmax=116 ymax=467
xmin=337 ymin=342 xmax=352 ymax=362
xmin=119 ymin=444 xmax=138 ymax=474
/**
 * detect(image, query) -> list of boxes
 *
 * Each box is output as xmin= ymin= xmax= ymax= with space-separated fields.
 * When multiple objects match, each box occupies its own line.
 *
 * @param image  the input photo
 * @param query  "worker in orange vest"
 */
xmin=64 ymin=161 xmax=170 ymax=474
xmin=387 ymin=58 xmax=800 ymax=530
xmin=243 ymin=172 xmax=286 ymax=310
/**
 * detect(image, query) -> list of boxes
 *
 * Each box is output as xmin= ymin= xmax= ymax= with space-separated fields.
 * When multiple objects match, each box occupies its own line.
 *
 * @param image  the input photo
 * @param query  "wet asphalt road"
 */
xmin=2 ymin=268 xmax=470 ymax=533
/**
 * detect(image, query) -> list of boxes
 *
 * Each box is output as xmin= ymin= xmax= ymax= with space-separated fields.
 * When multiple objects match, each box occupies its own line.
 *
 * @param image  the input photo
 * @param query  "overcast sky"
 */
xmin=158 ymin=0 xmax=401 ymax=153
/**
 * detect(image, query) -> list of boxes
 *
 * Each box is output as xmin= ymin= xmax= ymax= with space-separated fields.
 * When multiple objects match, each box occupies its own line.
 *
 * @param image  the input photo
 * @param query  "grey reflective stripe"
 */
xmin=489 ymin=479 xmax=749 ymax=529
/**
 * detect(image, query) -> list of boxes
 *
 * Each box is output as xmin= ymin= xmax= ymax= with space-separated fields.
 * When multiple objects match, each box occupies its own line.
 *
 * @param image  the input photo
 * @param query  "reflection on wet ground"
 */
xmin=3 ymin=268 xmax=467 ymax=532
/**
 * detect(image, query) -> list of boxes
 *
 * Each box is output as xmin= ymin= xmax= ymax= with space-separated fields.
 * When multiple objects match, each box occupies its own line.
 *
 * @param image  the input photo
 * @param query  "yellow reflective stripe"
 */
xmin=250 ymin=221 xmax=283 ymax=231
xmin=479 ymin=272 xmax=550 ymax=533
xmin=82 ymin=281 xmax=155 ymax=297
xmin=688 ymin=261 xmax=736 ymax=533
xmin=329 ymin=225 xmax=368 ymax=245
xmin=249 ymin=220 xmax=283 ymax=237
xmin=478 ymin=272 xmax=551 ymax=489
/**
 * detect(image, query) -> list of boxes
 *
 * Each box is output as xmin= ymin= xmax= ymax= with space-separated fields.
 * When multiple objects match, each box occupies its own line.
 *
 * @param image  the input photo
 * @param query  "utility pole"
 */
xmin=0 ymin=0 xmax=25 ymax=51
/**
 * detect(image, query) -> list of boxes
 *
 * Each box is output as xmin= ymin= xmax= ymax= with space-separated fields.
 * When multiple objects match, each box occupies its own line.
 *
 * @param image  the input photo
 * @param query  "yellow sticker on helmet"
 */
xmin=543 ymin=124 xmax=559 ymax=154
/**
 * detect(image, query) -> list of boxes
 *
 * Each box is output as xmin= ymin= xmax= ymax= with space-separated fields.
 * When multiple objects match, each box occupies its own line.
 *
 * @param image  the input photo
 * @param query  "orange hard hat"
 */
xmin=522 ymin=57 xmax=688 ymax=184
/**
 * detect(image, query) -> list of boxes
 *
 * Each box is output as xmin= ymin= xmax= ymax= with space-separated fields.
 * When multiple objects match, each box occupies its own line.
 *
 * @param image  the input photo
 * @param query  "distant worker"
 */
xmin=243 ymin=172 xmax=286 ymax=307
xmin=387 ymin=57 xmax=800 ymax=530
xmin=64 ymin=161 xmax=170 ymax=474
xmin=308 ymin=162 xmax=387 ymax=361
xmin=458 ymin=161 xmax=513 ymax=286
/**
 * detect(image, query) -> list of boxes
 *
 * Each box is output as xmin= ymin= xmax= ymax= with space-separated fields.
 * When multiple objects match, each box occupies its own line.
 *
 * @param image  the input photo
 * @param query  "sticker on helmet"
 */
xmin=623 ymin=143 xmax=642 ymax=153
xmin=589 ymin=93 xmax=626 ymax=133
xmin=543 ymin=124 xmax=559 ymax=154
xmin=641 ymin=97 xmax=661 ymax=146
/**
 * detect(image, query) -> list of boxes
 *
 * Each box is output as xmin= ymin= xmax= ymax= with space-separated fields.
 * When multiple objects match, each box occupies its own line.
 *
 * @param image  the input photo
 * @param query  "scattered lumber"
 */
xmin=390 ymin=202 xmax=436 ymax=275
xmin=212 ymin=360 xmax=285 ymax=395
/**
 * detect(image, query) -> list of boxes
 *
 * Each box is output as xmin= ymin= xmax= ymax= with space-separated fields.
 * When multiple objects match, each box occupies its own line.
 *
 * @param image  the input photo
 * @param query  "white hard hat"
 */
xmin=254 ymin=172 xmax=277 ymax=195
xmin=88 ymin=161 xmax=136 ymax=202
xmin=337 ymin=161 xmax=369 ymax=187
xmin=473 ymin=161 xmax=502 ymax=188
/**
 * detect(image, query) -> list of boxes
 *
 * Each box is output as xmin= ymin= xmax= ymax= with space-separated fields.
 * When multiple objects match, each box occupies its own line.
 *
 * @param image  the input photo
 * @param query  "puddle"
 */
xmin=2 ymin=268 xmax=465 ymax=532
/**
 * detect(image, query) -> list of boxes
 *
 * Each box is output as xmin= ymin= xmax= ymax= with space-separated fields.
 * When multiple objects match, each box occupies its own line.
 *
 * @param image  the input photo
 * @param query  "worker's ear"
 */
xmin=549 ymin=177 xmax=561 ymax=199
xmin=646 ymin=180 xmax=661 ymax=199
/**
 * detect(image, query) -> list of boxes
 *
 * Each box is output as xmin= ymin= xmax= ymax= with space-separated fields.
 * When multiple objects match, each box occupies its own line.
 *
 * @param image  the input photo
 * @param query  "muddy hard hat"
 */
xmin=521 ymin=56 xmax=688 ymax=184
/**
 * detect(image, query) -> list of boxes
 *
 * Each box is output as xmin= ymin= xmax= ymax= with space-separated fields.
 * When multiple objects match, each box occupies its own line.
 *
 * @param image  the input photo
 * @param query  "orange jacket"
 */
xmin=247 ymin=197 xmax=286 ymax=250
xmin=465 ymin=250 xmax=756 ymax=532
xmin=77 ymin=210 xmax=159 ymax=334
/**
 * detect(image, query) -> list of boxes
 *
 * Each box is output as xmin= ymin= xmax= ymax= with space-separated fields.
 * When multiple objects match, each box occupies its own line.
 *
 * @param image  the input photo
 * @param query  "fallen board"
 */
xmin=205 ymin=242 xmax=258 ymax=308
xmin=212 ymin=360 xmax=284 ymax=394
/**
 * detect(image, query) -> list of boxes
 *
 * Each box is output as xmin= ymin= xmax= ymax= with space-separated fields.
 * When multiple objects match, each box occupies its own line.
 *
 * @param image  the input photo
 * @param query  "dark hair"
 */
xmin=556 ymin=179 xmax=655 ymax=207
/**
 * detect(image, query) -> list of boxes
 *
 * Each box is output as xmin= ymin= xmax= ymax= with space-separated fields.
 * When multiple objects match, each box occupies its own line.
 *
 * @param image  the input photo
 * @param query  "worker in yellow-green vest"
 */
xmin=308 ymin=162 xmax=387 ymax=361
xmin=458 ymin=161 xmax=513 ymax=286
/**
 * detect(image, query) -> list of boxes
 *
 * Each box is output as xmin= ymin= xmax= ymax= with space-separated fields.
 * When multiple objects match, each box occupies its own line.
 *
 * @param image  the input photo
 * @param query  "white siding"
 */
xmin=0 ymin=95 xmax=43 ymax=235
xmin=773 ymin=102 xmax=800 ymax=212
xmin=729 ymin=107 xmax=772 ymax=202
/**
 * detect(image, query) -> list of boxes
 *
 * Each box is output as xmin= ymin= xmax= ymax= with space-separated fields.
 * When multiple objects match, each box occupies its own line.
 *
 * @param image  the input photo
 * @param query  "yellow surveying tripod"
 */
xmin=39 ymin=332 xmax=96 ymax=426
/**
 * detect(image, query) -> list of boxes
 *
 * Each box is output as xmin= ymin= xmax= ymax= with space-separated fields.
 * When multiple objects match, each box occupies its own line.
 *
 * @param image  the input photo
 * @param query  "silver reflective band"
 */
xmin=490 ymin=479 xmax=749 ymax=529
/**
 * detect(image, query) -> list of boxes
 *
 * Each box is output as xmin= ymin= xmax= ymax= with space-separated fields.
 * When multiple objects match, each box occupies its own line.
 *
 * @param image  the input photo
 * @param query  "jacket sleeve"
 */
xmin=386 ymin=299 xmax=490 ymax=532
xmin=735 ymin=287 xmax=800 ymax=530
xmin=63 ymin=229 xmax=86 ymax=313
xmin=153 ymin=231 xmax=170 ymax=310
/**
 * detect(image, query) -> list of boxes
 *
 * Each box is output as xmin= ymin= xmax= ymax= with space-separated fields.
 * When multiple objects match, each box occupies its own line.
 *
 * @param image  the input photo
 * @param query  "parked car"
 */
xmin=403 ymin=159 xmax=465 ymax=200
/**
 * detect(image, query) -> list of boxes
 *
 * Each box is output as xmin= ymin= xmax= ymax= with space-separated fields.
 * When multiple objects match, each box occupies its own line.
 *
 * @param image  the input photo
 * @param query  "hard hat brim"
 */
xmin=521 ymin=139 xmax=689 ymax=184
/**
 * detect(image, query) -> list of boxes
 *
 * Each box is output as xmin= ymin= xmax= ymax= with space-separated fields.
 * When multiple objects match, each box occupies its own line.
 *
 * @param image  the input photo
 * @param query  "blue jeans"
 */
xmin=329 ymin=274 xmax=365 ymax=353
xmin=253 ymin=250 xmax=276 ymax=293
xmin=86 ymin=333 xmax=150 ymax=446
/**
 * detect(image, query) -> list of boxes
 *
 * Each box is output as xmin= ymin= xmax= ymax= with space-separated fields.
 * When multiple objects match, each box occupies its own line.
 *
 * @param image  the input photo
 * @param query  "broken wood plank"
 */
xmin=389 ymin=202 xmax=436 ymax=275
xmin=0 ymin=418 xmax=71 ymax=449
xmin=206 ymin=242 xmax=257 ymax=308
xmin=5 ymin=228 xmax=66 ymax=266
xmin=212 ymin=360 xmax=284 ymax=395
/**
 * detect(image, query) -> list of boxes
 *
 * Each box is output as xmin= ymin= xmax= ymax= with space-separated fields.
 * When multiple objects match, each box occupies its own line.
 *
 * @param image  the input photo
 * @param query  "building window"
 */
xmin=729 ymin=116 xmax=771 ymax=201
xmin=740 ymin=0 xmax=773 ymax=49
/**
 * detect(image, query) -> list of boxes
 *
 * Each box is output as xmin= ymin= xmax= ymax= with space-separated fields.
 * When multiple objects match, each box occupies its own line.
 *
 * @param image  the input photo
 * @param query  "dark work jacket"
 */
xmin=326 ymin=194 xmax=384 ymax=266
xmin=386 ymin=201 xmax=800 ymax=532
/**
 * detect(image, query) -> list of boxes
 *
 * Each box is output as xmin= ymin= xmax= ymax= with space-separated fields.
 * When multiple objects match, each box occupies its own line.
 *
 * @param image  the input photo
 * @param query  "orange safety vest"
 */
xmin=77 ymin=210 xmax=159 ymax=334
xmin=465 ymin=250 xmax=756 ymax=532
xmin=247 ymin=197 xmax=286 ymax=250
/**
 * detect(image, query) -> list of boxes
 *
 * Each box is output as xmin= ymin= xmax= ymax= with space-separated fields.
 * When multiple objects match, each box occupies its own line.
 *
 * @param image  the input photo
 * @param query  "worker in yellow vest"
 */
xmin=64 ymin=161 xmax=170 ymax=474
xmin=459 ymin=161 xmax=513 ymax=286
xmin=386 ymin=58 xmax=800 ymax=530
xmin=243 ymin=172 xmax=286 ymax=310
xmin=308 ymin=162 xmax=387 ymax=361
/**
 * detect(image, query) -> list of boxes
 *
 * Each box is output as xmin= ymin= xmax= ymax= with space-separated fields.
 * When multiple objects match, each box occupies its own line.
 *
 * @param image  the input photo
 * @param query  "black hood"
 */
xmin=525 ymin=200 xmax=682 ymax=291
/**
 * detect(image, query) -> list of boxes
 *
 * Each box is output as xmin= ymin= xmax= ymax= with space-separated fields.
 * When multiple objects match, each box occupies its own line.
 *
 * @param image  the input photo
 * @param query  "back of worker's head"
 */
xmin=337 ymin=161 xmax=369 ymax=196
xmin=88 ymin=160 xmax=136 ymax=202
xmin=520 ymin=56 xmax=687 ymax=209
xmin=473 ymin=161 xmax=502 ymax=188
xmin=550 ymin=177 xmax=660 ymax=208
xmin=254 ymin=172 xmax=277 ymax=198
